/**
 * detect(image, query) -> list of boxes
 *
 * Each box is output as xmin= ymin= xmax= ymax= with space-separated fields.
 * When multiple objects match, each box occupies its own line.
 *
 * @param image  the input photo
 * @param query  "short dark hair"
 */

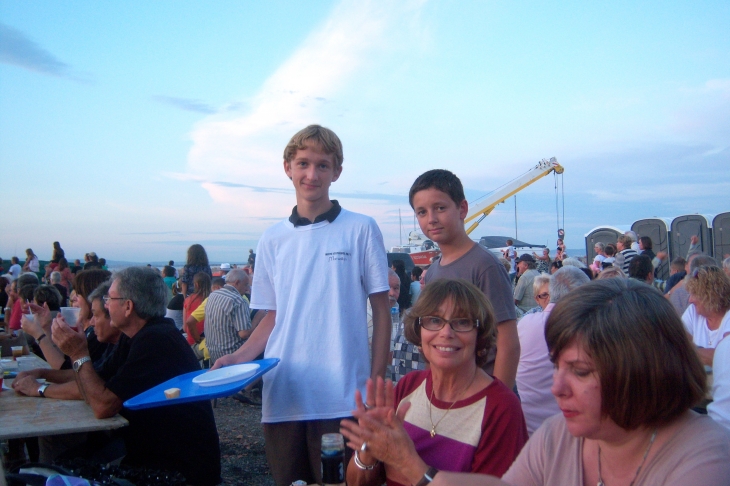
xmin=163 ymin=265 xmax=176 ymax=277
xmin=17 ymin=273 xmax=39 ymax=288
xmin=546 ymin=278 xmax=706 ymax=430
xmin=19 ymin=283 xmax=39 ymax=302
xmin=404 ymin=278 xmax=495 ymax=367
xmin=211 ymin=277 xmax=226 ymax=288
xmin=408 ymin=169 xmax=465 ymax=208
xmin=628 ymin=254 xmax=653 ymax=281
xmin=604 ymin=245 xmax=616 ymax=257
xmin=34 ymin=284 xmax=62 ymax=311
xmin=114 ymin=267 xmax=168 ymax=320
xmin=639 ymin=236 xmax=653 ymax=250
xmin=411 ymin=267 xmax=423 ymax=279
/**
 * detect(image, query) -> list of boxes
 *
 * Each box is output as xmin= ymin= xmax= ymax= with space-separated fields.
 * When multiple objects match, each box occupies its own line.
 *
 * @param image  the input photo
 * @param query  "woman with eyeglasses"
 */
xmin=682 ymin=264 xmax=730 ymax=367
xmin=342 ymin=278 xmax=730 ymax=486
xmin=341 ymin=278 xmax=528 ymax=485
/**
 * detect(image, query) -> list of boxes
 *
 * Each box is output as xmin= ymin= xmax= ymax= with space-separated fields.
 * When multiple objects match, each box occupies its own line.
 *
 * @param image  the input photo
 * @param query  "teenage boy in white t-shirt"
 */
xmin=212 ymin=125 xmax=391 ymax=486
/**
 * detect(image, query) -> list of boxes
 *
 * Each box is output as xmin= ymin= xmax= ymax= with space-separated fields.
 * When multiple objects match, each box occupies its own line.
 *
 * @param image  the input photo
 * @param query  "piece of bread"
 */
xmin=164 ymin=388 xmax=180 ymax=399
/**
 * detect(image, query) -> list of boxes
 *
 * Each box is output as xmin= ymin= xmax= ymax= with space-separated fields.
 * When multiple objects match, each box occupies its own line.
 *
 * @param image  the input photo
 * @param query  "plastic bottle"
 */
xmin=390 ymin=303 xmax=400 ymax=351
xmin=321 ymin=433 xmax=345 ymax=486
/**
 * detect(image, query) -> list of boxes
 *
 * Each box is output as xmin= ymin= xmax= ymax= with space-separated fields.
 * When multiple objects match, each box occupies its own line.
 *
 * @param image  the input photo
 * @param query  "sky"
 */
xmin=1 ymin=0 xmax=729 ymax=263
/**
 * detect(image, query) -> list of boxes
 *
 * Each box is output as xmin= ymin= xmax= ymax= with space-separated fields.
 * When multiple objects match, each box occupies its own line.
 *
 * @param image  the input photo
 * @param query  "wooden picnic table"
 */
xmin=0 ymin=354 xmax=128 ymax=440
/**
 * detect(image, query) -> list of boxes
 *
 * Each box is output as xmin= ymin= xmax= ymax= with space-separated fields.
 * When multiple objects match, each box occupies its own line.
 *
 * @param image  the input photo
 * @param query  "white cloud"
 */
xmin=181 ymin=0 xmax=427 ymax=214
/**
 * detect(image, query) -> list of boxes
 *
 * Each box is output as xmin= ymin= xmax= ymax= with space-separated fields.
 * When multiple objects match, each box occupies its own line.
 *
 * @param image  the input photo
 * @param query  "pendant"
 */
xmin=597 ymin=481 xmax=604 ymax=486
xmin=430 ymin=428 xmax=436 ymax=438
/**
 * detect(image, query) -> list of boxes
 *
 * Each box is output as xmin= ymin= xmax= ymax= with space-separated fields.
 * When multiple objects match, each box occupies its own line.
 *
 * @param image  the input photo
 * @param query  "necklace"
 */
xmin=597 ymin=428 xmax=658 ymax=486
xmin=428 ymin=369 xmax=477 ymax=438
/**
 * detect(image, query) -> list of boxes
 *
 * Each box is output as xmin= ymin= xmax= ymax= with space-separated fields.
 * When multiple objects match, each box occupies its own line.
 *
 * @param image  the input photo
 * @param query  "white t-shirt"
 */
xmin=251 ymin=209 xmax=389 ymax=423
xmin=506 ymin=246 xmax=517 ymax=273
xmin=8 ymin=264 xmax=21 ymax=280
xmin=681 ymin=306 xmax=730 ymax=349
xmin=516 ymin=303 xmax=560 ymax=435
xmin=709 ymin=335 xmax=730 ymax=431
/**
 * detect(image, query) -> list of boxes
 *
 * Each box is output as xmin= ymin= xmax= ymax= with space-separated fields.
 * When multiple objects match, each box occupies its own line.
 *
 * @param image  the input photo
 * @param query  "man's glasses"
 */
xmin=103 ymin=295 xmax=126 ymax=304
xmin=536 ymin=292 xmax=550 ymax=300
xmin=419 ymin=316 xmax=479 ymax=333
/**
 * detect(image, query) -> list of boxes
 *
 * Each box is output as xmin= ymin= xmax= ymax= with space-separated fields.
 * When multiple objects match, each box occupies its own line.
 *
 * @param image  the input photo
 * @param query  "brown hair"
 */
xmin=73 ymin=269 xmax=112 ymax=319
xmin=685 ymin=265 xmax=730 ymax=314
xmin=283 ymin=125 xmax=344 ymax=169
xmin=193 ymin=272 xmax=212 ymax=299
xmin=546 ymin=278 xmax=706 ymax=430
xmin=403 ymin=278 xmax=495 ymax=367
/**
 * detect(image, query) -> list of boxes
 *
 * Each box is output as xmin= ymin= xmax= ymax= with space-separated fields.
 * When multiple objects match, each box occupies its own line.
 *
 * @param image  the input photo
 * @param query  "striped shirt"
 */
xmin=204 ymin=285 xmax=251 ymax=364
xmin=617 ymin=248 xmax=638 ymax=274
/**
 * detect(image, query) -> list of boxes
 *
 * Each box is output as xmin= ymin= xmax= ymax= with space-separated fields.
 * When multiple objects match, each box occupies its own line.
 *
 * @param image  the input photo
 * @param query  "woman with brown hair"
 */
xmin=180 ymin=244 xmax=212 ymax=297
xmin=341 ymin=278 xmax=527 ymax=485
xmin=343 ymin=278 xmax=730 ymax=486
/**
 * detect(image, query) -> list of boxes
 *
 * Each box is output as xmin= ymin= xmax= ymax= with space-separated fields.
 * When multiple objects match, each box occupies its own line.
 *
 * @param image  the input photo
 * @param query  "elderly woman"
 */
xmin=344 ymin=278 xmax=730 ymax=486
xmin=342 ymin=279 xmax=528 ymax=485
xmin=682 ymin=265 xmax=730 ymax=366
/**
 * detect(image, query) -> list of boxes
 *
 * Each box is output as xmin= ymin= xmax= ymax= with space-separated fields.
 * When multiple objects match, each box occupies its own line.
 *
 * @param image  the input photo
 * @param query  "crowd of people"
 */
xmin=2 ymin=124 xmax=730 ymax=486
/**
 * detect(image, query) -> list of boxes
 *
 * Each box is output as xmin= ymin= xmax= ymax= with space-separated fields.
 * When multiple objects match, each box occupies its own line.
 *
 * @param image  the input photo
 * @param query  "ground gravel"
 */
xmin=213 ymin=396 xmax=275 ymax=486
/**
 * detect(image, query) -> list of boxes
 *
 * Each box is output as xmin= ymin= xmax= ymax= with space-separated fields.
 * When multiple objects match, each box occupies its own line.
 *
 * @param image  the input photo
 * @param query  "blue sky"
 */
xmin=1 ymin=0 xmax=728 ymax=263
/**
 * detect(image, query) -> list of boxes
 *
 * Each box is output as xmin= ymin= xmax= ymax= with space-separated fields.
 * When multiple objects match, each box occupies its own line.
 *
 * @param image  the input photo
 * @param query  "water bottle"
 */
xmin=321 ymin=433 xmax=345 ymax=486
xmin=390 ymin=303 xmax=400 ymax=351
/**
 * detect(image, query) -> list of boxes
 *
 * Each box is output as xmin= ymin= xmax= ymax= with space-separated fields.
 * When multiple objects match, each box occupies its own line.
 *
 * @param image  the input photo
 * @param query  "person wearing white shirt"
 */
xmin=682 ymin=265 xmax=730 ymax=367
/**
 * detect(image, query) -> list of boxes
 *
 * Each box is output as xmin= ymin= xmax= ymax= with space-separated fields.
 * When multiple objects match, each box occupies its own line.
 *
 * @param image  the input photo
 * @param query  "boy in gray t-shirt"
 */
xmin=409 ymin=169 xmax=518 ymax=389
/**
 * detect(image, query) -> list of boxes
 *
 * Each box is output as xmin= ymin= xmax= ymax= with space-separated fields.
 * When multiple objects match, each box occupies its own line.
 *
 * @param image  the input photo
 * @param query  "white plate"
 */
xmin=192 ymin=363 xmax=260 ymax=387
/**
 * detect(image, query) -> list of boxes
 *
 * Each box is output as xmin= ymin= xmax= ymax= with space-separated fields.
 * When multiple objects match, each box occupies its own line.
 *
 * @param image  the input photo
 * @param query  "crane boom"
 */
xmin=464 ymin=157 xmax=564 ymax=235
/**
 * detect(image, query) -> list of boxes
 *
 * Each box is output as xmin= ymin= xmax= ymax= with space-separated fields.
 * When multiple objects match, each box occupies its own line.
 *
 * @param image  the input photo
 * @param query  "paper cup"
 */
xmin=11 ymin=346 xmax=23 ymax=359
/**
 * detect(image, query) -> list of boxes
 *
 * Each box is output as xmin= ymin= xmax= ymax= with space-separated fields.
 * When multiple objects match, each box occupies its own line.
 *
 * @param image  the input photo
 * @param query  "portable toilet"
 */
xmin=631 ymin=218 xmax=672 ymax=281
xmin=584 ymin=226 xmax=625 ymax=265
xmin=712 ymin=212 xmax=730 ymax=262
xmin=670 ymin=215 xmax=713 ymax=260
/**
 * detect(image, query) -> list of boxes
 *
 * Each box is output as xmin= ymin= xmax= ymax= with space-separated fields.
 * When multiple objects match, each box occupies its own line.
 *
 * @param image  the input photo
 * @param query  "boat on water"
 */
xmin=389 ymin=231 xmax=441 ymax=266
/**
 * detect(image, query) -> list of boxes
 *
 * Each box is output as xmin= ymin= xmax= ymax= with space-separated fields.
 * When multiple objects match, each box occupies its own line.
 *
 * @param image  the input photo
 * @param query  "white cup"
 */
xmin=60 ymin=307 xmax=81 ymax=328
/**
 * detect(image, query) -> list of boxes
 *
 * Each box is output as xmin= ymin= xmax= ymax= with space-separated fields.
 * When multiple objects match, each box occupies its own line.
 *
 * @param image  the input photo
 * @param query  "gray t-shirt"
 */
xmin=425 ymin=243 xmax=517 ymax=374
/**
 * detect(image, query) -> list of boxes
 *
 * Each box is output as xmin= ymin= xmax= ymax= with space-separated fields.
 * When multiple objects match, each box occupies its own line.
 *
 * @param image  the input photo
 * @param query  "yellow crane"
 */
xmin=464 ymin=157 xmax=564 ymax=235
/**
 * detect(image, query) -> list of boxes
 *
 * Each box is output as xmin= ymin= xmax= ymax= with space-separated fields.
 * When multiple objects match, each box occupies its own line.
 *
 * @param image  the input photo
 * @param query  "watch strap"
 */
xmin=73 ymin=356 xmax=92 ymax=372
xmin=415 ymin=466 xmax=438 ymax=486
xmin=38 ymin=383 xmax=50 ymax=397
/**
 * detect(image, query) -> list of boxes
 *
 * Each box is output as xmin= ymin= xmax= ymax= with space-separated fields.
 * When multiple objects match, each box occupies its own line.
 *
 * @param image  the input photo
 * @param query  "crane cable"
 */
xmin=554 ymin=171 xmax=565 ymax=234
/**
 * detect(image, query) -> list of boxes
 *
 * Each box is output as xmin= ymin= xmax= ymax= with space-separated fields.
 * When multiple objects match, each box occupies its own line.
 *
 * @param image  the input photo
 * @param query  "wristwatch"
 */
xmin=415 ymin=466 xmax=438 ymax=486
xmin=73 ymin=356 xmax=92 ymax=373
xmin=38 ymin=383 xmax=50 ymax=398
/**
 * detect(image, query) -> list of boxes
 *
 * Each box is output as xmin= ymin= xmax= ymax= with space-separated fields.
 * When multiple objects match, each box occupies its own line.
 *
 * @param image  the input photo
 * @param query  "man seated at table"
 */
xmin=13 ymin=267 xmax=221 ymax=485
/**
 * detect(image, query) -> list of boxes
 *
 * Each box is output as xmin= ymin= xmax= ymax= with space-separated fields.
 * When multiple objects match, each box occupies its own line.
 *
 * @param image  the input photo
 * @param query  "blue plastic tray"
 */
xmin=123 ymin=358 xmax=279 ymax=410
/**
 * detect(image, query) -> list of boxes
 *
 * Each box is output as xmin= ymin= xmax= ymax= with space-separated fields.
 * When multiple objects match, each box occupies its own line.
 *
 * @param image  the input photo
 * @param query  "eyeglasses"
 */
xmin=418 ymin=316 xmax=479 ymax=332
xmin=103 ymin=295 xmax=126 ymax=304
xmin=691 ymin=266 xmax=721 ymax=279
xmin=536 ymin=292 xmax=550 ymax=300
